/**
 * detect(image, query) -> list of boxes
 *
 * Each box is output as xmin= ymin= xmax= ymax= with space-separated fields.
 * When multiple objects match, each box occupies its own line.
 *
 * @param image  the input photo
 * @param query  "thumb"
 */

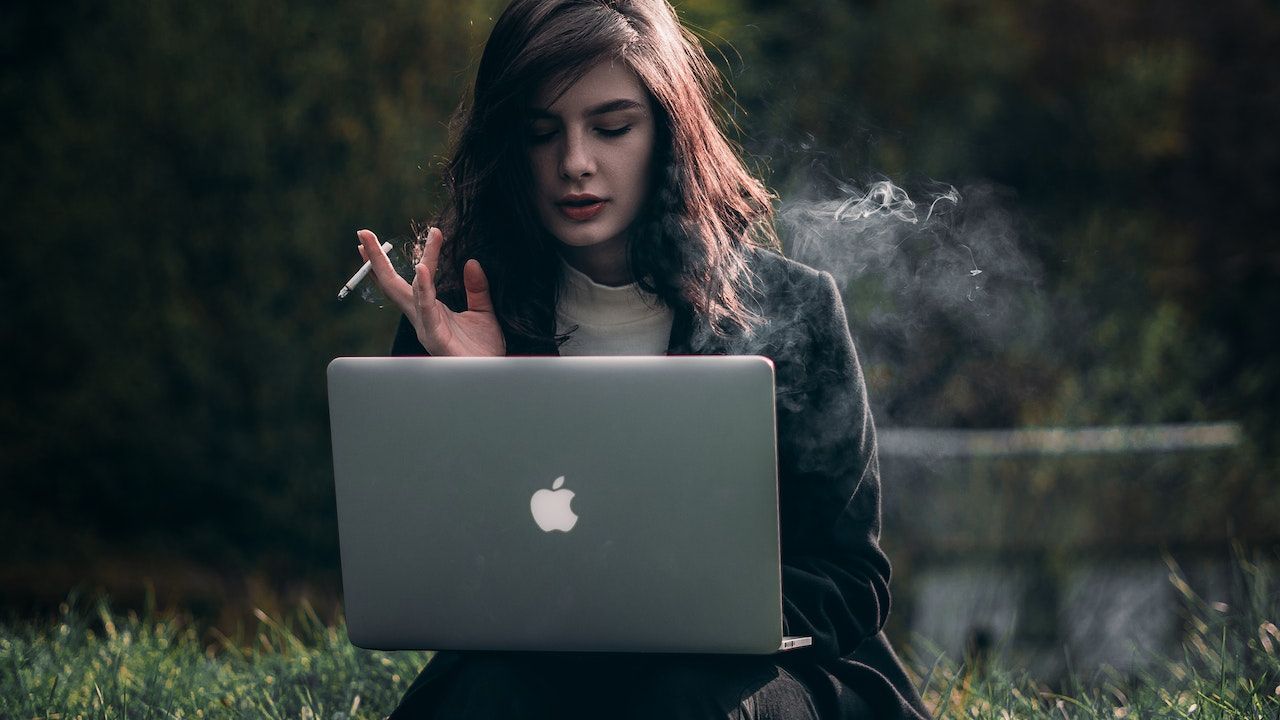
xmin=463 ymin=259 xmax=495 ymax=313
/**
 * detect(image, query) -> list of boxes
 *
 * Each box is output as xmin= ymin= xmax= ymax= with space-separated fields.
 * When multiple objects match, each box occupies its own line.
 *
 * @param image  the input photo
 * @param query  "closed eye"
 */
xmin=528 ymin=126 xmax=633 ymax=144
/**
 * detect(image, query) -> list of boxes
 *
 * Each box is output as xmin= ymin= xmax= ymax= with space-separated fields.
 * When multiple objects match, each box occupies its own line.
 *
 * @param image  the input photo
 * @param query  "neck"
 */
xmin=558 ymin=241 xmax=632 ymax=287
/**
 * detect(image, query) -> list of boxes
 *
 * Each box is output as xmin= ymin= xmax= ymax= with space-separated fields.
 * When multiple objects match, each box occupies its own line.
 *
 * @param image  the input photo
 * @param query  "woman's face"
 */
xmin=526 ymin=60 xmax=657 ymax=266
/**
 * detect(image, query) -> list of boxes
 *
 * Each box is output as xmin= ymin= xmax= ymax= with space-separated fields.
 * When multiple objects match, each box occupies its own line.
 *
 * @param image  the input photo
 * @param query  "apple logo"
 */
xmin=530 ymin=475 xmax=579 ymax=532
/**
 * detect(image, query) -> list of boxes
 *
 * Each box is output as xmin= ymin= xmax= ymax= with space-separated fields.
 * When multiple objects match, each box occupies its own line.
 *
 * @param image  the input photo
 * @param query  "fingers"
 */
xmin=362 ymin=225 xmax=488 ymax=354
xmin=411 ymin=258 xmax=445 ymax=350
xmin=411 ymin=258 xmax=438 ymax=313
xmin=463 ymin=258 xmax=495 ymax=313
xmin=356 ymin=229 xmax=412 ymax=311
xmin=412 ymin=230 xmax=441 ymax=322
xmin=423 ymin=226 xmax=445 ymax=278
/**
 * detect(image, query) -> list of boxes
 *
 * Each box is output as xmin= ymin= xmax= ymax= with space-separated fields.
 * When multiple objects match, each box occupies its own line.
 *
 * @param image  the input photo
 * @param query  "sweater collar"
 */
xmin=504 ymin=279 xmax=700 ymax=357
xmin=556 ymin=255 xmax=669 ymax=327
xmin=503 ymin=250 xmax=761 ymax=357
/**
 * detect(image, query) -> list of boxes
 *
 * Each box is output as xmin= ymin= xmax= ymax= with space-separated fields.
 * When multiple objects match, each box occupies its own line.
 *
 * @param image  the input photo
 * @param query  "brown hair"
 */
xmin=425 ymin=0 xmax=779 ymax=347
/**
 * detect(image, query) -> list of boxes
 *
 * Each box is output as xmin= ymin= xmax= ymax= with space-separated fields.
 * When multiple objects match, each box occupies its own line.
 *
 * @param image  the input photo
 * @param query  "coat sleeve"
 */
xmin=775 ymin=269 xmax=893 ymax=660
xmin=390 ymin=314 xmax=427 ymax=356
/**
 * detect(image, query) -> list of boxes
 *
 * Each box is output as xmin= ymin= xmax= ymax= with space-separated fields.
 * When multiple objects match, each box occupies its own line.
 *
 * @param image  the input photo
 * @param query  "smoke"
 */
xmin=777 ymin=178 xmax=1045 ymax=357
xmin=683 ymin=169 xmax=1054 ymax=431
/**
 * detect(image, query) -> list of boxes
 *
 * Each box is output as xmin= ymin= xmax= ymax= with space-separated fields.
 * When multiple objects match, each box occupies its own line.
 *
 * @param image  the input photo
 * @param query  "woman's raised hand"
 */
xmin=356 ymin=227 xmax=506 ymax=357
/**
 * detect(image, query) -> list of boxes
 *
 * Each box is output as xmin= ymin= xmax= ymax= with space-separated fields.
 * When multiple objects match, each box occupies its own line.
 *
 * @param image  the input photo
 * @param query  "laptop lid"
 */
xmin=327 ymin=355 xmax=801 ymax=654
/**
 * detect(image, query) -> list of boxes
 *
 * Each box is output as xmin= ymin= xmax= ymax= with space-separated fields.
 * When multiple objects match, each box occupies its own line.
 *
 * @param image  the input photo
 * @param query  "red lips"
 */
xmin=557 ymin=193 xmax=605 ymax=206
xmin=557 ymin=194 xmax=608 ymax=221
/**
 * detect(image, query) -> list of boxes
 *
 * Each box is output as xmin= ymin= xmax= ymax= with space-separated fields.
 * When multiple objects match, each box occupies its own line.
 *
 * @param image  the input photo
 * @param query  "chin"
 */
xmin=556 ymin=234 xmax=607 ymax=248
xmin=551 ymin=225 xmax=623 ymax=249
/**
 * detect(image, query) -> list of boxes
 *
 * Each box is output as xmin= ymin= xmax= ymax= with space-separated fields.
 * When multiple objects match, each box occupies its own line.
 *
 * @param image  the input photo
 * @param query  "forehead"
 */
xmin=530 ymin=59 xmax=650 ymax=115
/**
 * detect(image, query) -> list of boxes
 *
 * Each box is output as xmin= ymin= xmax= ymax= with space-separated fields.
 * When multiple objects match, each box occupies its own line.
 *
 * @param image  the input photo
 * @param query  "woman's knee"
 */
xmin=450 ymin=652 xmax=558 ymax=700
xmin=392 ymin=652 xmax=554 ymax=719
xmin=737 ymin=665 xmax=821 ymax=719
xmin=630 ymin=657 xmax=817 ymax=719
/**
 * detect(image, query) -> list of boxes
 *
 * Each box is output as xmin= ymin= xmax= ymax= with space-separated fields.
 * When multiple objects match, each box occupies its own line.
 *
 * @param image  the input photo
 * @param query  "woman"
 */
xmin=357 ymin=0 xmax=930 ymax=717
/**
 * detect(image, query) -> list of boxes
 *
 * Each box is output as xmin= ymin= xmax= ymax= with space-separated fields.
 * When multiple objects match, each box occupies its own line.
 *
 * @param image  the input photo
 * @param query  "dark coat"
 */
xmin=388 ymin=245 xmax=931 ymax=719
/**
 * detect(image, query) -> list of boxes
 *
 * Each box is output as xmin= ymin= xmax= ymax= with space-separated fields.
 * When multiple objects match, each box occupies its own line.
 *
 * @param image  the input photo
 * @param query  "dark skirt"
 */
xmin=388 ymin=649 xmax=877 ymax=719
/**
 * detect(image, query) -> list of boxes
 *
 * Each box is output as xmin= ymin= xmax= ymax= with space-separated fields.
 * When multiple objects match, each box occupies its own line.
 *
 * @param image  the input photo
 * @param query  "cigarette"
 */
xmin=338 ymin=241 xmax=393 ymax=299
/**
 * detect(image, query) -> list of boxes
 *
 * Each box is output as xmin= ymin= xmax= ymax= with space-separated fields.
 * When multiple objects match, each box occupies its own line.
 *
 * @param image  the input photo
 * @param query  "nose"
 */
xmin=558 ymin=129 xmax=595 ymax=181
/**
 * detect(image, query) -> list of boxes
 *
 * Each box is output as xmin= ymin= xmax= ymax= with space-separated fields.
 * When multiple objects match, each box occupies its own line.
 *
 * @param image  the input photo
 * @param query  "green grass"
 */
xmin=1 ymin=594 xmax=430 ymax=719
xmin=3 ymin=554 xmax=1278 ymax=719
xmin=904 ymin=552 xmax=1280 ymax=720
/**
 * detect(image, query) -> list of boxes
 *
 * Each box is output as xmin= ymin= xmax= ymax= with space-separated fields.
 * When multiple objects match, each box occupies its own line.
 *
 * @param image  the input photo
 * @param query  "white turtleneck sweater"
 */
xmin=554 ymin=255 xmax=675 ymax=356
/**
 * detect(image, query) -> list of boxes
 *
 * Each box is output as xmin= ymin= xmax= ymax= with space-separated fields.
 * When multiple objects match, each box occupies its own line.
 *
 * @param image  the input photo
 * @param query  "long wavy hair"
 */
xmin=424 ymin=0 xmax=780 ymax=347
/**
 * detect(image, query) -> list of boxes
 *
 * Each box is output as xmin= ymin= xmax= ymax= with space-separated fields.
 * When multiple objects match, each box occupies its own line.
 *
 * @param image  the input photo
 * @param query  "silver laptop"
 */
xmin=327 ymin=355 xmax=812 ymax=654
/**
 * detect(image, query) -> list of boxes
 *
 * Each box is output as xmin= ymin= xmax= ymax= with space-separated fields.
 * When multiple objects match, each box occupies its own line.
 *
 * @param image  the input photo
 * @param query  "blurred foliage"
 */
xmin=1 ymin=0 xmax=507 ymax=580
xmin=1 ymin=0 xmax=1277 ymax=603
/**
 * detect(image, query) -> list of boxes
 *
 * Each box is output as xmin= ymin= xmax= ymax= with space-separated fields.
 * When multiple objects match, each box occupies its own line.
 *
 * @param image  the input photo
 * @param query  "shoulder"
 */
xmin=739 ymin=244 xmax=845 ymax=322
xmin=741 ymin=243 xmax=830 ymax=289
xmin=714 ymin=242 xmax=853 ymax=364
xmin=716 ymin=245 xmax=858 ymax=400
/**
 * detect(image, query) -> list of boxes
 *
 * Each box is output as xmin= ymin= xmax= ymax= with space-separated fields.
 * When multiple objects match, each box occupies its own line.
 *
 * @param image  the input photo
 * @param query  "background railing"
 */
xmin=880 ymin=423 xmax=1265 ymax=679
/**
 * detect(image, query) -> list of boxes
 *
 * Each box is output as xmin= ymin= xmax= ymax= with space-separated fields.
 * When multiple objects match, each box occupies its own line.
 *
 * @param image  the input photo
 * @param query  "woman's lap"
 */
xmin=620 ymin=654 xmax=820 ymax=719
xmin=388 ymin=650 xmax=849 ymax=719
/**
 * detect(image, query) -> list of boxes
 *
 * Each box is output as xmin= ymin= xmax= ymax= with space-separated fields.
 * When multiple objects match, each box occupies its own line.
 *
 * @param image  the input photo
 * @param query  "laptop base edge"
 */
xmin=779 ymin=636 xmax=813 ymax=651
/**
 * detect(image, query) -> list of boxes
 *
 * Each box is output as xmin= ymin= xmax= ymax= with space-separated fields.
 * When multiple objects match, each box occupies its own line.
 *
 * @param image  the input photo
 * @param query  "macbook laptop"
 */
xmin=327 ymin=355 xmax=811 ymax=654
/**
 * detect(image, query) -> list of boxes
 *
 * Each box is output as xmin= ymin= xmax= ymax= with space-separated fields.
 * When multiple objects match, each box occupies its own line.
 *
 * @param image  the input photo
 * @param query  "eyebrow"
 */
xmin=526 ymin=98 xmax=647 ymax=120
